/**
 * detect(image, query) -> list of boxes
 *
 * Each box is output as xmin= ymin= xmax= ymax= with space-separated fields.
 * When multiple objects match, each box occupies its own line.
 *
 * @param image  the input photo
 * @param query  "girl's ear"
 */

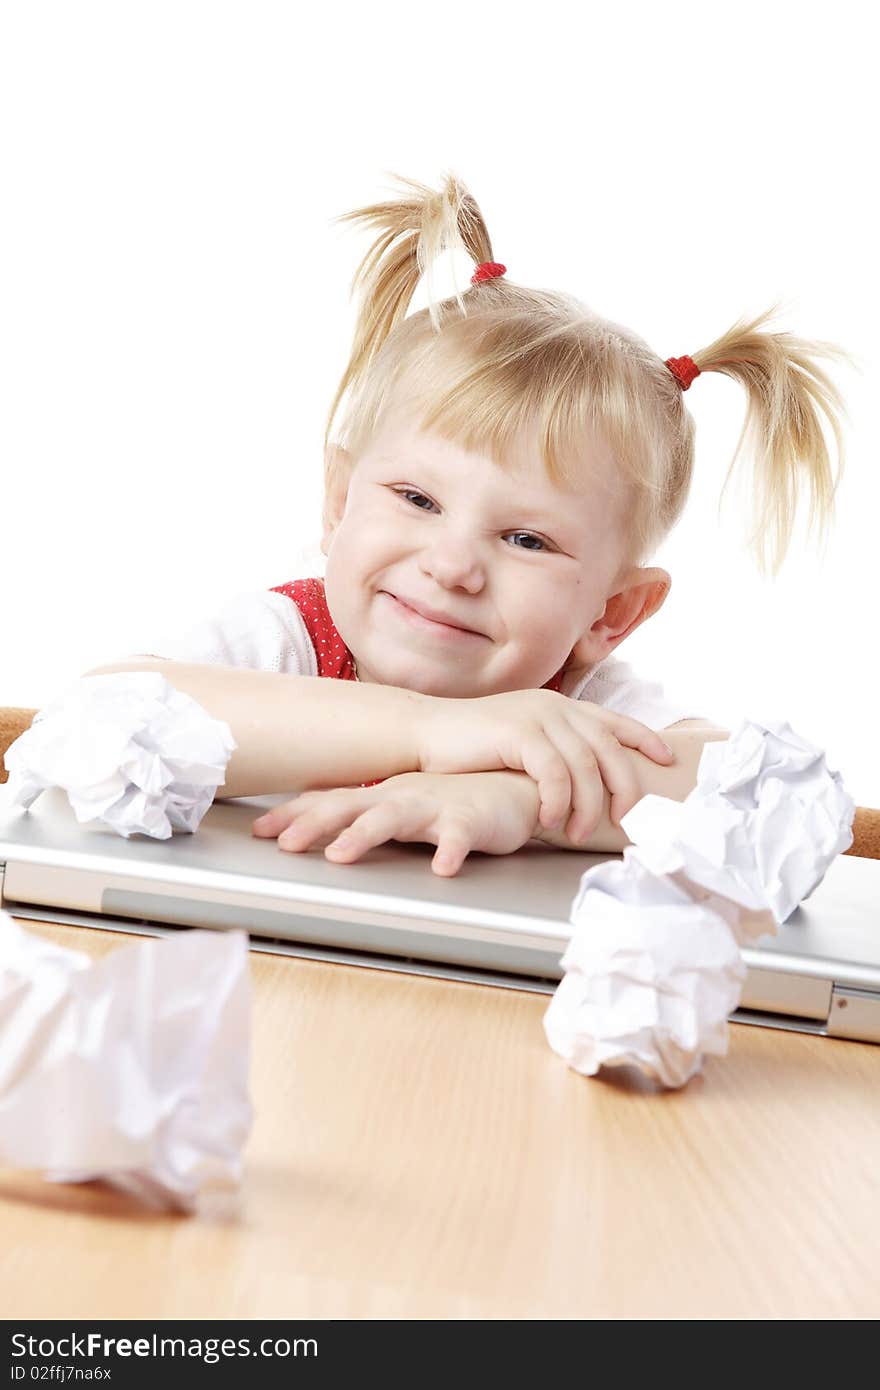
xmin=561 ymin=567 xmax=672 ymax=681
xmin=321 ymin=444 xmax=354 ymax=555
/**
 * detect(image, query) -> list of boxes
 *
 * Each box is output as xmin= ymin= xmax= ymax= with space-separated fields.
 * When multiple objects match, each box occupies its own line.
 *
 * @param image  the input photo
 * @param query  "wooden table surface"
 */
xmin=1 ymin=917 xmax=879 ymax=1320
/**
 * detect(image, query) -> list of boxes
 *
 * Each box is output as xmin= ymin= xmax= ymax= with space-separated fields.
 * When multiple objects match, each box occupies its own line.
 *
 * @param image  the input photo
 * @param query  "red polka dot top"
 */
xmin=270 ymin=578 xmax=357 ymax=681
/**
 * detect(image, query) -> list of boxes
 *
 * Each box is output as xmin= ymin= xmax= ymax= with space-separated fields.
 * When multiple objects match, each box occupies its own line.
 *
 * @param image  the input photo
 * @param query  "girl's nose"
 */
xmin=419 ymin=535 xmax=486 ymax=591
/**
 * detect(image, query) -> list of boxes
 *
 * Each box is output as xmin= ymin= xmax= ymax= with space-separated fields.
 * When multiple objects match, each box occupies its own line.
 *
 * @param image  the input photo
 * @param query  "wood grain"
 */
xmin=1 ymin=918 xmax=879 ymax=1319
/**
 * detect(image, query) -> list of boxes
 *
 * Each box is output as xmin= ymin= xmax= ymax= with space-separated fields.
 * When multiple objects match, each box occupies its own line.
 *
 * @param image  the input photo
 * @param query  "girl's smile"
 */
xmin=379 ymin=590 xmax=487 ymax=640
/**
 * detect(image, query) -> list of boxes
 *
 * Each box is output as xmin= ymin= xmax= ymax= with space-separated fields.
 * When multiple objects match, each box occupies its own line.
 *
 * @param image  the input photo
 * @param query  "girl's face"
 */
xmin=321 ymin=408 xmax=645 ymax=698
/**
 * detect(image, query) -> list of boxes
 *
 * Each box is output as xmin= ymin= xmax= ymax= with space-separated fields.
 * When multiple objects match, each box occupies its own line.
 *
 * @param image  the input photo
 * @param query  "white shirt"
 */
xmin=140 ymin=588 xmax=704 ymax=730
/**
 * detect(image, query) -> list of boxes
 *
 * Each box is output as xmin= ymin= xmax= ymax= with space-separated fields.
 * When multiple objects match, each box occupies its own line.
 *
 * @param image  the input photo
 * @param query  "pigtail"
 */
xmin=690 ymin=303 xmax=856 ymax=577
xmin=324 ymin=170 xmax=496 ymax=452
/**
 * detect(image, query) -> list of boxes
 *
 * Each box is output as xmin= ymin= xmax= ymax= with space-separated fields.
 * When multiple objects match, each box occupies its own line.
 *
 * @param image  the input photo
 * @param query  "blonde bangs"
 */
xmin=335 ymin=295 xmax=691 ymax=569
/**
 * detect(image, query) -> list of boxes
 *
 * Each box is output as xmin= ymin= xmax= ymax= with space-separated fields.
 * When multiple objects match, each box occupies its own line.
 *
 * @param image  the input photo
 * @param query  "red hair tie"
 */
xmin=665 ymin=355 xmax=701 ymax=391
xmin=471 ymin=261 xmax=507 ymax=285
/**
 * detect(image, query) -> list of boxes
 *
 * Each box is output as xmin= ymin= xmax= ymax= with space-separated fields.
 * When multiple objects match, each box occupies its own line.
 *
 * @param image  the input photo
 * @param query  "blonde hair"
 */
xmin=324 ymin=170 xmax=855 ymax=579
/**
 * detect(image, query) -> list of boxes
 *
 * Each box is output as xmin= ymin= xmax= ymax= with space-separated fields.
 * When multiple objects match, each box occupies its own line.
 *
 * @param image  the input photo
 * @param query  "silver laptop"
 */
xmin=1 ymin=783 xmax=878 ymax=1045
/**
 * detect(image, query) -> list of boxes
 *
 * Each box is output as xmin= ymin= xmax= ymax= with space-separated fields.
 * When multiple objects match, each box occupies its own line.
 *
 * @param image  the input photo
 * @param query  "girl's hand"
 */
xmin=417 ymin=689 xmax=675 ymax=842
xmin=251 ymin=770 xmax=542 ymax=877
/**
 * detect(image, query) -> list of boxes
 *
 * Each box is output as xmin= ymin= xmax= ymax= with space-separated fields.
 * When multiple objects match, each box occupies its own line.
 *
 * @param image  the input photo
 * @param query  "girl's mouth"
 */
xmin=379 ymin=591 xmax=484 ymax=640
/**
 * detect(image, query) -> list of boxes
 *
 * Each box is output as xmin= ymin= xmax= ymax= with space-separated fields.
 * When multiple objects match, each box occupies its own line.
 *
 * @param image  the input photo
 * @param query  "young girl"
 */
xmin=87 ymin=172 xmax=851 ymax=876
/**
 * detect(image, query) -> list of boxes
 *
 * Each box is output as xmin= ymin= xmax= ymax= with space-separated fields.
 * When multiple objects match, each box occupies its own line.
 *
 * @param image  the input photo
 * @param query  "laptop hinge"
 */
xmin=827 ymin=986 xmax=880 ymax=1043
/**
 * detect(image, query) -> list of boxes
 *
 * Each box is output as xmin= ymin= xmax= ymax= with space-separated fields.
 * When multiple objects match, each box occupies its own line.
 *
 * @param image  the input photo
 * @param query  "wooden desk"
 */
xmin=2 ymin=918 xmax=879 ymax=1320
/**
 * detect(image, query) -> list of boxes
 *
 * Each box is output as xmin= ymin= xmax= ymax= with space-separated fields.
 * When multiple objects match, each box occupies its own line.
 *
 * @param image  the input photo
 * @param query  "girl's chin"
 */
xmin=366 ymin=654 xmax=476 ymax=697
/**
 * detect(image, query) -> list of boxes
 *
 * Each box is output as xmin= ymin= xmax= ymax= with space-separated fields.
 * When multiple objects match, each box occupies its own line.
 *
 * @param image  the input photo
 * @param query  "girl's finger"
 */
xmin=431 ymin=848 xmax=467 ymax=876
xmin=430 ymin=807 xmax=481 ymax=876
xmin=604 ymin=713 xmax=675 ymax=764
xmin=570 ymin=723 xmax=643 ymax=829
xmin=516 ymin=731 xmax=573 ymax=831
xmin=253 ymin=798 xmax=308 ymax=837
xmin=602 ymin=746 xmax=647 ymax=829
xmin=323 ymin=797 xmax=433 ymax=862
xmin=275 ymin=793 xmax=367 ymax=851
xmin=538 ymin=720 xmax=605 ymax=843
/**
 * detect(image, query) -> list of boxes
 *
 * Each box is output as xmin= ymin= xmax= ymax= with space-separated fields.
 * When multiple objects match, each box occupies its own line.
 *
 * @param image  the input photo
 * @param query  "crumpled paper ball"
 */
xmin=622 ymin=716 xmax=855 ymax=923
xmin=544 ymin=859 xmax=749 ymax=1088
xmin=544 ymin=717 xmax=855 ymax=1088
xmin=4 ymin=672 xmax=237 ymax=838
xmin=0 ymin=911 xmax=252 ymax=1211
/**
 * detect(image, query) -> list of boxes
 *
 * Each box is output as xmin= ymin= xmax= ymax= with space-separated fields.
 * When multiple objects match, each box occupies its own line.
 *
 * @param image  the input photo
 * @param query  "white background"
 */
xmin=1 ymin=2 xmax=876 ymax=803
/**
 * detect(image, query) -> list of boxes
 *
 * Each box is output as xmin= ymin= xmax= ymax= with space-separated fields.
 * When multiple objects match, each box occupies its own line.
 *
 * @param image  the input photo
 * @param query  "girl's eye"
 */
xmin=396 ymin=488 xmax=435 ymax=512
xmin=508 ymin=531 xmax=549 ymax=552
xmin=392 ymin=489 xmax=551 ymax=552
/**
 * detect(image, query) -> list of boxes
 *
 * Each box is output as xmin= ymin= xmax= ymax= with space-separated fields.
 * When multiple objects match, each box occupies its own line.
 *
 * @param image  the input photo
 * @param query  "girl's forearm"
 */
xmin=81 ymin=659 xmax=429 ymax=798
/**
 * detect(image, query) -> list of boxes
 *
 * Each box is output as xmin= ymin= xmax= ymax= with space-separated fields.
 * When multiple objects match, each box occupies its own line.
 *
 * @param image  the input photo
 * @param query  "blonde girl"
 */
xmin=88 ymin=172 xmax=851 ymax=876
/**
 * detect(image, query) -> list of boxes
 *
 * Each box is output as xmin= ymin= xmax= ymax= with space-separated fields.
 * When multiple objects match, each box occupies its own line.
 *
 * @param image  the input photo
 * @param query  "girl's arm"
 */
xmin=249 ymin=724 xmax=733 ymax=873
xmin=80 ymin=659 xmax=726 ymax=819
xmin=81 ymin=658 xmax=428 ymax=798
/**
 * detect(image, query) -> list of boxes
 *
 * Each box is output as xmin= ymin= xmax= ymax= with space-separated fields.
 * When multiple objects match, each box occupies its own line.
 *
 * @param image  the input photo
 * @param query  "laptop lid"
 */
xmin=1 ymin=784 xmax=878 ymax=1044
